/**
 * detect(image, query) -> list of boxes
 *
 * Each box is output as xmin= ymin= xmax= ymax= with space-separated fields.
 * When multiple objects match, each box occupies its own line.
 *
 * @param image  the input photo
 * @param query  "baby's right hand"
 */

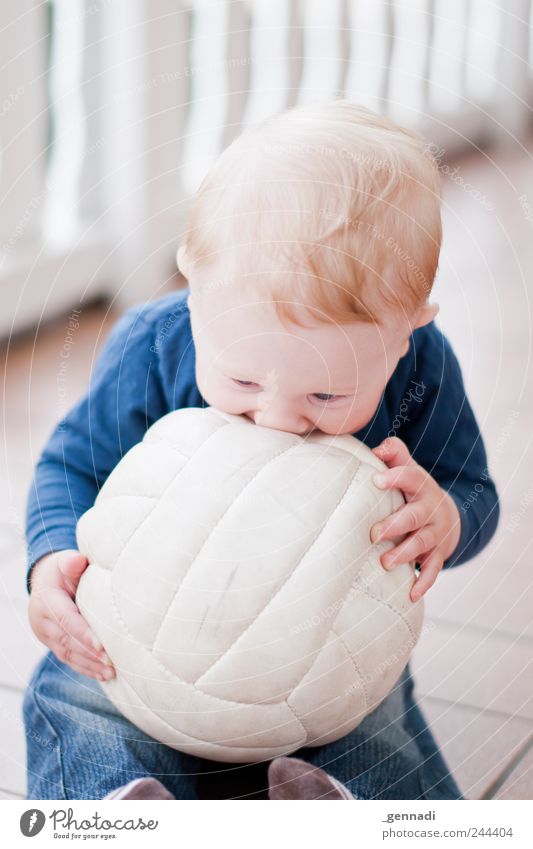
xmin=28 ymin=549 xmax=115 ymax=682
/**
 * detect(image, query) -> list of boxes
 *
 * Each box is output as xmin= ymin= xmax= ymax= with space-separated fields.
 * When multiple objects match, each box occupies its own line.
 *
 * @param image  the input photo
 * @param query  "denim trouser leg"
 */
xmin=23 ymin=652 xmax=463 ymax=800
xmin=22 ymin=652 xmax=207 ymax=800
xmin=294 ymin=663 xmax=464 ymax=800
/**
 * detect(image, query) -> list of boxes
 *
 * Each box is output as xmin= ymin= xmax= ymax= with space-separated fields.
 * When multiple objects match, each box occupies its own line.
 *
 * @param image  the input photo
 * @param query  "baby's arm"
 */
xmin=25 ymin=305 xmax=167 ymax=678
xmin=368 ymin=321 xmax=500 ymax=601
xmin=393 ymin=321 xmax=500 ymax=569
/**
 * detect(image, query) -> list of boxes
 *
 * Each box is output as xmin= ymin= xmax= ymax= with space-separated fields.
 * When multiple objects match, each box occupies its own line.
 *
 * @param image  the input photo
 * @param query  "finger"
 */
xmin=410 ymin=549 xmax=444 ymax=601
xmin=372 ymin=436 xmax=416 ymax=468
xmin=49 ymin=626 xmax=115 ymax=676
xmin=45 ymin=592 xmax=107 ymax=656
xmin=380 ymin=526 xmax=437 ymax=569
xmin=57 ymin=553 xmax=89 ymax=596
xmin=54 ymin=649 xmax=116 ymax=681
xmin=370 ymin=501 xmax=431 ymax=543
xmin=42 ymin=618 xmax=110 ymax=665
xmin=373 ymin=464 xmax=428 ymax=499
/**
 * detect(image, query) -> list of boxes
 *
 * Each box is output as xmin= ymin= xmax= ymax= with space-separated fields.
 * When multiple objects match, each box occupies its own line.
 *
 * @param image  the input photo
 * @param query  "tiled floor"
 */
xmin=1 ymin=138 xmax=533 ymax=800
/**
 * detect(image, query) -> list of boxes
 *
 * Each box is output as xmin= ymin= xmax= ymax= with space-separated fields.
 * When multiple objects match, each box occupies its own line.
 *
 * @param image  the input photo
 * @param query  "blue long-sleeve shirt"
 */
xmin=24 ymin=287 xmax=500 ymax=593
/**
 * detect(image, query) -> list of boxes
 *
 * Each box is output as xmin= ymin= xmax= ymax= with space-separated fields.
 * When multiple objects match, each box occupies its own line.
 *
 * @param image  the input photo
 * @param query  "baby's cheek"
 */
xmin=318 ymin=399 xmax=373 ymax=436
xmin=197 ymin=373 xmax=248 ymax=416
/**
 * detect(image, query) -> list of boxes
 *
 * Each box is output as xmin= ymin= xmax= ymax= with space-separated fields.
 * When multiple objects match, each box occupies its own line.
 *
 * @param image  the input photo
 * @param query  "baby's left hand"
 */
xmin=369 ymin=436 xmax=462 ymax=602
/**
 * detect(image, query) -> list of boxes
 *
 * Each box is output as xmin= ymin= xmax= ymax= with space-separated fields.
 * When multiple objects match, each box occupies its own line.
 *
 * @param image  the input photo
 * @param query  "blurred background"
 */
xmin=1 ymin=0 xmax=532 ymax=800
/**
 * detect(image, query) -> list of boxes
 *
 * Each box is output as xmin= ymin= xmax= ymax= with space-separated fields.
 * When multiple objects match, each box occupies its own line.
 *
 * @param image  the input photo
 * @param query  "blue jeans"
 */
xmin=23 ymin=651 xmax=464 ymax=800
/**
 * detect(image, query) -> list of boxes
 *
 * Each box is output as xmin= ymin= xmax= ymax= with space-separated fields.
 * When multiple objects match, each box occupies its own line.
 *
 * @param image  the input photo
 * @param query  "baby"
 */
xmin=24 ymin=100 xmax=499 ymax=801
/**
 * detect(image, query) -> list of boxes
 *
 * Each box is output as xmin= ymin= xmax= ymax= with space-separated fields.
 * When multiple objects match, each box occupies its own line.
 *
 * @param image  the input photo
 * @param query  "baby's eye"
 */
xmin=232 ymin=378 xmax=259 ymax=388
xmin=311 ymin=393 xmax=345 ymax=403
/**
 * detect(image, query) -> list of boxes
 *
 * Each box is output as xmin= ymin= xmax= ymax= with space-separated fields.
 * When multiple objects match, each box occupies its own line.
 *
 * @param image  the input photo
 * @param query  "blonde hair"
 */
xmin=181 ymin=99 xmax=442 ymax=328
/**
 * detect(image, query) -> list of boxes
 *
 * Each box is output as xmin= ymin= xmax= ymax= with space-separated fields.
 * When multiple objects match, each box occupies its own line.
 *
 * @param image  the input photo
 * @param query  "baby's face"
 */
xmin=187 ymin=279 xmax=423 ymax=437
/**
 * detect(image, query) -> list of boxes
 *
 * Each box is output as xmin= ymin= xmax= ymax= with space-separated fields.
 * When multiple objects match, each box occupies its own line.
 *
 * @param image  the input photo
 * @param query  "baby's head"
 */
xmin=178 ymin=99 xmax=442 ymax=436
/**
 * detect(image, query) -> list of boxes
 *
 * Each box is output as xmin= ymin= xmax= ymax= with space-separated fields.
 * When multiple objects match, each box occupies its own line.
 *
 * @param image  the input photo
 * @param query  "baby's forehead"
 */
xmin=196 ymin=288 xmax=400 ymax=378
xmin=195 ymin=276 xmax=399 ymax=335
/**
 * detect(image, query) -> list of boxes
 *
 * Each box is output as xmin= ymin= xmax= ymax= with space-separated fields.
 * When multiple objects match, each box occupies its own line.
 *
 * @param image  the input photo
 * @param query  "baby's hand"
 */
xmin=28 ymin=549 xmax=115 ymax=682
xmin=369 ymin=436 xmax=462 ymax=602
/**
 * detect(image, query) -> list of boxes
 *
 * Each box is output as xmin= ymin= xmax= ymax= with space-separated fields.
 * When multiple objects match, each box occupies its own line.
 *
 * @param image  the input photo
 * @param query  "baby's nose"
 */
xmin=251 ymin=406 xmax=311 ymax=436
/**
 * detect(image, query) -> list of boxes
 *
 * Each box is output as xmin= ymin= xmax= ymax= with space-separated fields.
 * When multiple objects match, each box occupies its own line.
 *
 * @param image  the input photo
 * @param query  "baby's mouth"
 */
xmin=246 ymin=414 xmax=316 ymax=437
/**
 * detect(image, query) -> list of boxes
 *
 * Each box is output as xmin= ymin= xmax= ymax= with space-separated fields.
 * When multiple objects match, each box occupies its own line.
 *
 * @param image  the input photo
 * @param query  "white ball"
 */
xmin=76 ymin=407 xmax=423 ymax=763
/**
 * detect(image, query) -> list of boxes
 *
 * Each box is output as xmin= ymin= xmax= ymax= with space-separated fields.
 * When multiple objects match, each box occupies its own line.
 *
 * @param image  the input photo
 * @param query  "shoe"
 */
xmin=268 ymin=756 xmax=354 ymax=800
xmin=103 ymin=777 xmax=175 ymax=800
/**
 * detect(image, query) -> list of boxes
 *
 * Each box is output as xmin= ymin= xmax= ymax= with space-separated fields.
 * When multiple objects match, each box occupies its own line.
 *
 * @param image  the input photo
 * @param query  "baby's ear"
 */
xmin=415 ymin=301 xmax=440 ymax=328
xmin=176 ymin=245 xmax=188 ymax=277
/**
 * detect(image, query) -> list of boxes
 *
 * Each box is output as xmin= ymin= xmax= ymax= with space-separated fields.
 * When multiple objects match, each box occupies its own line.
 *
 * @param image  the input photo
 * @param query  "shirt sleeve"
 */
xmin=24 ymin=304 xmax=167 ymax=593
xmin=398 ymin=322 xmax=500 ymax=569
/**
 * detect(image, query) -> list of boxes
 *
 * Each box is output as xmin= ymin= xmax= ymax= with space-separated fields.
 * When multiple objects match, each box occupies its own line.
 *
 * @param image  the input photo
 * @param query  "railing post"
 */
xmin=493 ymin=0 xmax=532 ymax=142
xmin=98 ymin=0 xmax=190 ymax=308
xmin=0 ymin=0 xmax=48 ymax=260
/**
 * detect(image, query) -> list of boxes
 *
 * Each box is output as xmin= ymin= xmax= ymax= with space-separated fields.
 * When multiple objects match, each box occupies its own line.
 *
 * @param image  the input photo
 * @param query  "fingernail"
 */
xmin=372 ymin=525 xmax=382 ymax=542
xmin=100 ymin=651 xmax=113 ymax=666
xmin=373 ymin=474 xmax=386 ymax=488
xmin=89 ymin=634 xmax=103 ymax=652
xmin=101 ymin=667 xmax=114 ymax=680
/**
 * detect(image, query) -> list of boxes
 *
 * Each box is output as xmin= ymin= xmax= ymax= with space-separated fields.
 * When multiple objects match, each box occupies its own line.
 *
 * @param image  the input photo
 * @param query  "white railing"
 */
xmin=1 ymin=0 xmax=532 ymax=338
